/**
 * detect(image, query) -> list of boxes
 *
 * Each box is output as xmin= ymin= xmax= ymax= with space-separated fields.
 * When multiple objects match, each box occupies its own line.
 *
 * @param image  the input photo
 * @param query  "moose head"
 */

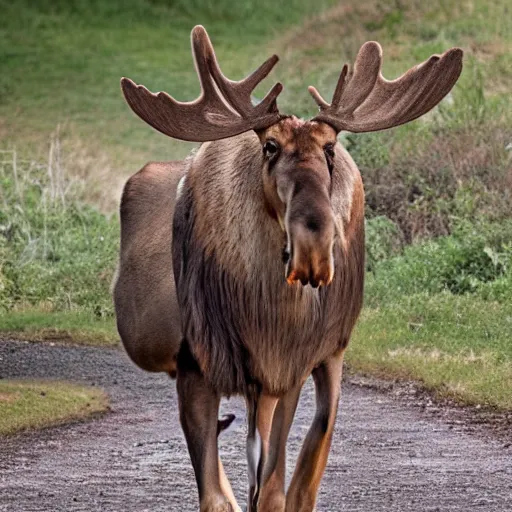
xmin=121 ymin=26 xmax=462 ymax=288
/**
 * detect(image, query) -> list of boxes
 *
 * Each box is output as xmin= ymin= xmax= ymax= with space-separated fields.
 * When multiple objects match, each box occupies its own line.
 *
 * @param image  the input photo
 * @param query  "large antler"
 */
xmin=309 ymin=42 xmax=463 ymax=133
xmin=121 ymin=26 xmax=283 ymax=142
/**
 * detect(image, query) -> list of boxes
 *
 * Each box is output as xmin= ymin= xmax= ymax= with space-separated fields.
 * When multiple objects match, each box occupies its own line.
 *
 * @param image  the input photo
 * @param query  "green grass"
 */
xmin=0 ymin=310 xmax=117 ymax=345
xmin=0 ymin=146 xmax=119 ymax=344
xmin=0 ymin=149 xmax=118 ymax=316
xmin=0 ymin=379 xmax=109 ymax=436
xmin=0 ymin=0 xmax=337 ymax=170
xmin=351 ymin=220 xmax=512 ymax=409
xmin=349 ymin=293 xmax=512 ymax=409
xmin=1 ymin=1 xmax=509 ymax=176
xmin=365 ymin=219 xmax=512 ymax=305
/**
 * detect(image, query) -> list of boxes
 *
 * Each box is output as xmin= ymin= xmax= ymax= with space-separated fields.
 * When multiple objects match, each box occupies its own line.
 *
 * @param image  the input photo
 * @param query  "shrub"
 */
xmin=348 ymin=59 xmax=511 ymax=243
xmin=365 ymin=216 xmax=402 ymax=271
xmin=365 ymin=219 xmax=512 ymax=307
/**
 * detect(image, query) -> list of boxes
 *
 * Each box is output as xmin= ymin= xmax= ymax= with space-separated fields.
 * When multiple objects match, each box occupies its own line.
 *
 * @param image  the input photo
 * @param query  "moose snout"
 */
xmin=285 ymin=221 xmax=335 ymax=288
xmin=286 ymin=252 xmax=334 ymax=287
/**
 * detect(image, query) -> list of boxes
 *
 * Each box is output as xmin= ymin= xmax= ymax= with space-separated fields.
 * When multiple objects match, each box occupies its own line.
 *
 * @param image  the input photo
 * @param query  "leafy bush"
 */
xmin=365 ymin=219 xmax=512 ymax=307
xmin=349 ymin=60 xmax=511 ymax=243
xmin=365 ymin=216 xmax=402 ymax=271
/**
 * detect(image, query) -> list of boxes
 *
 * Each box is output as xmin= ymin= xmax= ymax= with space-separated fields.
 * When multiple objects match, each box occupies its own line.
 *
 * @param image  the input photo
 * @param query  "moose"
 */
xmin=114 ymin=26 xmax=462 ymax=512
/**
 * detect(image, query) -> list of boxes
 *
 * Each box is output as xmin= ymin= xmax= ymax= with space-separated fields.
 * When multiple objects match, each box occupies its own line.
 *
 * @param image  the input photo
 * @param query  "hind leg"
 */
xmin=219 ymin=458 xmax=241 ymax=512
xmin=217 ymin=415 xmax=242 ymax=512
xmin=246 ymin=393 xmax=278 ymax=512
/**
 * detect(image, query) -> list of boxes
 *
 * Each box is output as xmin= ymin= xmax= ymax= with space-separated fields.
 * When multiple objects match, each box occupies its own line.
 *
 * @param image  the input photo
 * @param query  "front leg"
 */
xmin=286 ymin=352 xmax=345 ymax=512
xmin=257 ymin=385 xmax=302 ymax=512
xmin=177 ymin=346 xmax=234 ymax=512
xmin=246 ymin=393 xmax=278 ymax=512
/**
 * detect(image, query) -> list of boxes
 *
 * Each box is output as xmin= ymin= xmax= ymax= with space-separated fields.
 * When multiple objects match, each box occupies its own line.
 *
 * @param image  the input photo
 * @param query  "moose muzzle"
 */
xmin=284 ymin=210 xmax=335 ymax=288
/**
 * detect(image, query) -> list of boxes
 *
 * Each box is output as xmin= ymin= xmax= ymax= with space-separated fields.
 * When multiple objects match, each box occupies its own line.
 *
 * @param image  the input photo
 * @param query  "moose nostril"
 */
xmin=282 ymin=248 xmax=291 ymax=264
xmin=309 ymin=276 xmax=319 ymax=288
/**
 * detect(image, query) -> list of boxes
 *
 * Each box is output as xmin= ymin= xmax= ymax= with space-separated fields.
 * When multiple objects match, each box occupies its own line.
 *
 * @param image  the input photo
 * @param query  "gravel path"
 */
xmin=0 ymin=339 xmax=511 ymax=511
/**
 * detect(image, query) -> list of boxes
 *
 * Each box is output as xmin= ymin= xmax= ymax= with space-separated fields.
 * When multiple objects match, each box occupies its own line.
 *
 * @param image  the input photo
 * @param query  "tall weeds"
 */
xmin=0 ymin=131 xmax=118 ymax=314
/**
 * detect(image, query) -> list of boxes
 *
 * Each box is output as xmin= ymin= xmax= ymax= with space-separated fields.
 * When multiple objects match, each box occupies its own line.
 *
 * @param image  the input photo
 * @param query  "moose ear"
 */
xmin=309 ymin=42 xmax=463 ymax=133
xmin=121 ymin=25 xmax=283 ymax=142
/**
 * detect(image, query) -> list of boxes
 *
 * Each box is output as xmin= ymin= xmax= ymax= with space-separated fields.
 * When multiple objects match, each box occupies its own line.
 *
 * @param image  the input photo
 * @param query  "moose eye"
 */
xmin=323 ymin=143 xmax=335 ymax=174
xmin=263 ymin=140 xmax=280 ymax=160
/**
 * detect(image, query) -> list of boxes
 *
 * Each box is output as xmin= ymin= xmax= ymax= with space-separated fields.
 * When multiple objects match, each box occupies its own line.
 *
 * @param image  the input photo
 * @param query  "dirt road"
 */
xmin=0 ymin=339 xmax=511 ymax=511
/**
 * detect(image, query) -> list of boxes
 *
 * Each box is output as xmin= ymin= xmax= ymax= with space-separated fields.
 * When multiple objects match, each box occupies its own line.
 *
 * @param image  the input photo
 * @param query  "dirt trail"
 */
xmin=0 ymin=339 xmax=511 ymax=511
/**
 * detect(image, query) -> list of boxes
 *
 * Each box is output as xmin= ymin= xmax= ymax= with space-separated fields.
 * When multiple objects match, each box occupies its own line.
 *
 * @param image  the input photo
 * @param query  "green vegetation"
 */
xmin=0 ymin=145 xmax=119 ymax=341
xmin=0 ymin=147 xmax=117 ymax=314
xmin=0 ymin=0 xmax=337 ymax=177
xmin=0 ymin=380 xmax=108 ymax=436
xmin=350 ymin=293 xmax=512 ymax=409
xmin=1 ymin=1 xmax=511 ymax=409
xmin=349 ymin=220 xmax=512 ymax=409
xmin=0 ymin=310 xmax=117 ymax=345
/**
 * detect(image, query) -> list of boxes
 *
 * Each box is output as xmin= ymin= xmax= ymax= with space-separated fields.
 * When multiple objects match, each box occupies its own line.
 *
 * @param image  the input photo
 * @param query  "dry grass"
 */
xmin=0 ymin=127 xmax=122 ymax=212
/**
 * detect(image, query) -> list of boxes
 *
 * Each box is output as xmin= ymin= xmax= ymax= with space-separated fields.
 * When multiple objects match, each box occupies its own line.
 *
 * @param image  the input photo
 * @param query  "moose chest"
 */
xmin=174 ymin=208 xmax=344 ymax=394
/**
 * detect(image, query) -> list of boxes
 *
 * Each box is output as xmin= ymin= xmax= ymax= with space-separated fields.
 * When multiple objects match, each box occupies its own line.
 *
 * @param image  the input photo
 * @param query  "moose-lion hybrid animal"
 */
xmin=114 ymin=26 xmax=462 ymax=512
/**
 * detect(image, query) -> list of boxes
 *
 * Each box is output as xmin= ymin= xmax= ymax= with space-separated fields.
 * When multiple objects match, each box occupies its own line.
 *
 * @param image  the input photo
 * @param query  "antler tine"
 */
xmin=308 ymin=85 xmax=330 ymax=109
xmin=310 ymin=42 xmax=463 ymax=133
xmin=330 ymin=64 xmax=349 ymax=107
xmin=121 ymin=25 xmax=283 ymax=143
xmin=242 ymin=54 xmax=280 ymax=93
xmin=196 ymin=25 xmax=282 ymax=116
xmin=255 ymin=81 xmax=284 ymax=115
xmin=309 ymin=64 xmax=349 ymax=110
xmin=190 ymin=25 xmax=228 ymax=102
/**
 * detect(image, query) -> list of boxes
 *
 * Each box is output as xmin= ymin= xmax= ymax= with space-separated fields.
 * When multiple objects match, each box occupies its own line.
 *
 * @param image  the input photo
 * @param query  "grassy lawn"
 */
xmin=0 ymin=310 xmax=117 ymax=346
xmin=0 ymin=0 xmax=337 ymax=175
xmin=350 ymin=220 xmax=512 ymax=409
xmin=1 ymin=1 xmax=509 ymax=185
xmin=0 ymin=379 xmax=108 ymax=436
xmin=350 ymin=293 xmax=512 ymax=409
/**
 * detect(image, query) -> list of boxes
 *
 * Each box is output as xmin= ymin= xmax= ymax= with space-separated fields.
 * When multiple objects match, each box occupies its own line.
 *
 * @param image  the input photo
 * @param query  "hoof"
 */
xmin=201 ymin=497 xmax=233 ymax=512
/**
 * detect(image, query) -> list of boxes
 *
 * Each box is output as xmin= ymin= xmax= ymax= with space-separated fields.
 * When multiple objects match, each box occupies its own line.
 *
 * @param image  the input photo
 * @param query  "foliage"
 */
xmin=355 ymin=219 xmax=512 ymax=409
xmin=350 ymin=74 xmax=511 ymax=243
xmin=365 ymin=219 xmax=512 ymax=307
xmin=365 ymin=216 xmax=402 ymax=271
xmin=0 ymin=0 xmax=511 ymax=410
xmin=349 ymin=292 xmax=512 ymax=409
xmin=0 ymin=0 xmax=337 ymax=170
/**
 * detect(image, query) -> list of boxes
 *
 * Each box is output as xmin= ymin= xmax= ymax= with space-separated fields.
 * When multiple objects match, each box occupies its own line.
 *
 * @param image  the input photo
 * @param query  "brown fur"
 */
xmin=172 ymin=118 xmax=365 ymax=397
xmin=114 ymin=119 xmax=365 ymax=512
xmin=116 ymin=25 xmax=464 ymax=511
xmin=114 ymin=161 xmax=185 ymax=374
